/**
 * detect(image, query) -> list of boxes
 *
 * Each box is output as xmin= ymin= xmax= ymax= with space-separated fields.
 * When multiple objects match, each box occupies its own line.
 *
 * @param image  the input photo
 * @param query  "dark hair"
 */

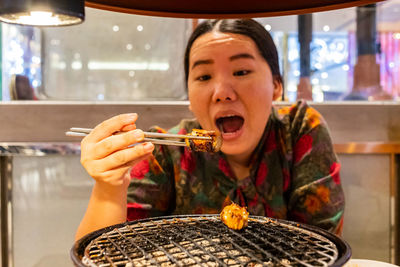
xmin=184 ymin=19 xmax=282 ymax=86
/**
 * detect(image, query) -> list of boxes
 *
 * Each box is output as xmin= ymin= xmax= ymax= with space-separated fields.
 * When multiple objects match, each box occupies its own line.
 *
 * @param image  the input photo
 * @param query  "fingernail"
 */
xmin=125 ymin=113 xmax=137 ymax=123
xmin=132 ymin=129 xmax=144 ymax=139
xmin=143 ymin=142 xmax=154 ymax=153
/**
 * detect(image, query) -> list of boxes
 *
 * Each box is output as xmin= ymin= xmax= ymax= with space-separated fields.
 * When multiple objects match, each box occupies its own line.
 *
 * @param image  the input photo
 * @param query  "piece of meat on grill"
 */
xmin=220 ymin=202 xmax=249 ymax=230
xmin=185 ymin=129 xmax=222 ymax=153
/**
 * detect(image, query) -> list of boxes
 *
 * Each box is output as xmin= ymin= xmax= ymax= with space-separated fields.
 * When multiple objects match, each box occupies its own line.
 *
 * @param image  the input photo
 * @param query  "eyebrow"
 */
xmin=229 ymin=53 xmax=255 ymax=61
xmin=191 ymin=53 xmax=255 ymax=70
xmin=191 ymin=59 xmax=213 ymax=70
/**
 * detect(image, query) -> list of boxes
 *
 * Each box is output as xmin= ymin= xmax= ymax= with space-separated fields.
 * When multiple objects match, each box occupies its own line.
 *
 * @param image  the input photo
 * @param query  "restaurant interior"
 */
xmin=0 ymin=0 xmax=399 ymax=266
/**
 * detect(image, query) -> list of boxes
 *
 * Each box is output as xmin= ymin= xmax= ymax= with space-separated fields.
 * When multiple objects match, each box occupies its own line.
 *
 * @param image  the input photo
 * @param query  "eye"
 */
xmin=234 ymin=70 xmax=251 ymax=76
xmin=197 ymin=74 xmax=211 ymax=81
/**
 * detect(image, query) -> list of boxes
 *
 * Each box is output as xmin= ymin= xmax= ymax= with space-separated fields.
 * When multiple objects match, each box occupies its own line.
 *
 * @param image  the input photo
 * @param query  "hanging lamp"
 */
xmin=85 ymin=0 xmax=385 ymax=18
xmin=0 ymin=0 xmax=84 ymax=26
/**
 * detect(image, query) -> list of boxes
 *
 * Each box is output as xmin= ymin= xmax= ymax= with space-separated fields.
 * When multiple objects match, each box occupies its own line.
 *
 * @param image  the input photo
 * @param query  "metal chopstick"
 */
xmin=69 ymin=127 xmax=212 ymax=140
xmin=65 ymin=131 xmax=187 ymax=147
xmin=142 ymin=138 xmax=187 ymax=147
xmin=66 ymin=127 xmax=215 ymax=147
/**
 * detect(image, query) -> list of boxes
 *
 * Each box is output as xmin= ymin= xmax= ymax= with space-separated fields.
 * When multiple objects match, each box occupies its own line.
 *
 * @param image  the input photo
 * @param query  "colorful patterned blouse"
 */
xmin=127 ymin=100 xmax=345 ymax=234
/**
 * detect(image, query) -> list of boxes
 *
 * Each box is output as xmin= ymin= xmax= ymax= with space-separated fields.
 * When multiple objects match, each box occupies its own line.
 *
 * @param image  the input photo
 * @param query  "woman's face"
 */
xmin=187 ymin=31 xmax=281 ymax=161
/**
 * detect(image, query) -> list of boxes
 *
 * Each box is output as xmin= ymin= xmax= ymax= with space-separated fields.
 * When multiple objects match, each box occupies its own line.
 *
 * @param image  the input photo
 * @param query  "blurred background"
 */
xmin=2 ymin=1 xmax=400 ymax=102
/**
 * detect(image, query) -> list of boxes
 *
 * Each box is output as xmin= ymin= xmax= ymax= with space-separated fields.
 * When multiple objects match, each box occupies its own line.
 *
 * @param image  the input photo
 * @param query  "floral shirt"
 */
xmin=127 ymin=100 xmax=345 ymax=234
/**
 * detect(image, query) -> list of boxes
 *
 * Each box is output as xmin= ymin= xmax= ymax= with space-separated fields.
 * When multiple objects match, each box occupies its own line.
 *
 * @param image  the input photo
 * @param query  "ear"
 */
xmin=272 ymin=79 xmax=283 ymax=101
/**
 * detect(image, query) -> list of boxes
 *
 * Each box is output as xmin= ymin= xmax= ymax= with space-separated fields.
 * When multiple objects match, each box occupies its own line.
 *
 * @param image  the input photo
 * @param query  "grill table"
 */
xmin=71 ymin=215 xmax=351 ymax=267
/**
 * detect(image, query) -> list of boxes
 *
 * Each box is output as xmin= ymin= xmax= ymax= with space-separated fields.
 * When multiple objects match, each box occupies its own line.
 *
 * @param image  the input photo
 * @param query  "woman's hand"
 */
xmin=80 ymin=113 xmax=154 ymax=188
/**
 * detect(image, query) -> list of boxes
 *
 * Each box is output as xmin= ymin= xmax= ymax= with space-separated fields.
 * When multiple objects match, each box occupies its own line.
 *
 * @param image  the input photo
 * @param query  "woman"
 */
xmin=75 ymin=19 xmax=344 ymax=241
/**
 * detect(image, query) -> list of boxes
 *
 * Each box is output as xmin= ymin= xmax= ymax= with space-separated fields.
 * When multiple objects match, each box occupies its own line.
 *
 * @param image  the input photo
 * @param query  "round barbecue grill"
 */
xmin=71 ymin=214 xmax=351 ymax=267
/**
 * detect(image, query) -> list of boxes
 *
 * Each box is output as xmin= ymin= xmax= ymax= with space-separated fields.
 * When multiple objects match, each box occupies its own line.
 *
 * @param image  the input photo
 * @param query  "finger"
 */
xmin=89 ymin=152 xmax=153 ymax=186
xmin=86 ymin=113 xmax=138 ymax=143
xmin=121 ymin=124 xmax=136 ymax=132
xmin=93 ymin=129 xmax=145 ymax=159
xmin=94 ymin=142 xmax=154 ymax=172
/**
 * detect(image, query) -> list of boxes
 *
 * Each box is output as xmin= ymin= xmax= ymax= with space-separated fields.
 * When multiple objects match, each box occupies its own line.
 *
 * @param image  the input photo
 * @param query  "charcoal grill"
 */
xmin=71 ymin=214 xmax=351 ymax=267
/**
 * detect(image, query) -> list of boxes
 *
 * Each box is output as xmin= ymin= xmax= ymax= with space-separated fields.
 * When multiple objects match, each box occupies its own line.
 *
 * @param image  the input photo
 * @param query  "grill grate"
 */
xmin=72 ymin=215 xmax=351 ymax=267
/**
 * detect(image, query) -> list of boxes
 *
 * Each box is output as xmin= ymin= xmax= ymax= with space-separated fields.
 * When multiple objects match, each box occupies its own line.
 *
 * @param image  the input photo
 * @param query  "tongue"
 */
xmin=221 ymin=116 xmax=244 ymax=133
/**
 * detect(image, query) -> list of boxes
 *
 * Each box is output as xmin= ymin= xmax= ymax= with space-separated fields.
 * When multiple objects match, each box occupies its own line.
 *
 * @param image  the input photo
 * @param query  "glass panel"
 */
xmin=1 ymin=8 xmax=191 ymax=101
xmin=287 ymin=32 xmax=349 ymax=102
xmin=1 ymin=2 xmax=400 ymax=102
xmin=257 ymin=2 xmax=399 ymax=101
xmin=40 ymin=8 xmax=191 ymax=101
xmin=1 ymin=24 xmax=41 ymax=100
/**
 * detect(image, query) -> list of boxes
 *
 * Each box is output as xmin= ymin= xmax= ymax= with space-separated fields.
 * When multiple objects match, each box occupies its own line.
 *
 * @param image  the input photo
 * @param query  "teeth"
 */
xmin=221 ymin=114 xmax=236 ymax=118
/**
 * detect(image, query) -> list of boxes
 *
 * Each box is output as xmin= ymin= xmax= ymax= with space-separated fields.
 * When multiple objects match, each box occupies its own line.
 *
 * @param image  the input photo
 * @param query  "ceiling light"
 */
xmin=0 ymin=0 xmax=84 ymax=26
xmin=323 ymin=25 xmax=330 ymax=32
xmin=264 ymin=24 xmax=272 ymax=31
xmin=71 ymin=61 xmax=83 ymax=70
xmin=314 ymin=63 xmax=322 ymax=69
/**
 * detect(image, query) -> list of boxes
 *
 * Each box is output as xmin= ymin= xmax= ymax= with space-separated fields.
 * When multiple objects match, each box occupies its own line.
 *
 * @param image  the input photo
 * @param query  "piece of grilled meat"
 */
xmin=186 ymin=129 xmax=222 ymax=153
xmin=220 ymin=202 xmax=249 ymax=230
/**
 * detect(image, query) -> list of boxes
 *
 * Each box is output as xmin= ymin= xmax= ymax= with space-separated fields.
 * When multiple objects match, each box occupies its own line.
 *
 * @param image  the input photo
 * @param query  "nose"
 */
xmin=211 ymin=80 xmax=237 ymax=103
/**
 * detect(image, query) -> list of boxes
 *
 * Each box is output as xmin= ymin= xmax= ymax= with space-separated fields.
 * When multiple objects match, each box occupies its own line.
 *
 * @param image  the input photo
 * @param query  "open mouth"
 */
xmin=216 ymin=115 xmax=244 ymax=134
